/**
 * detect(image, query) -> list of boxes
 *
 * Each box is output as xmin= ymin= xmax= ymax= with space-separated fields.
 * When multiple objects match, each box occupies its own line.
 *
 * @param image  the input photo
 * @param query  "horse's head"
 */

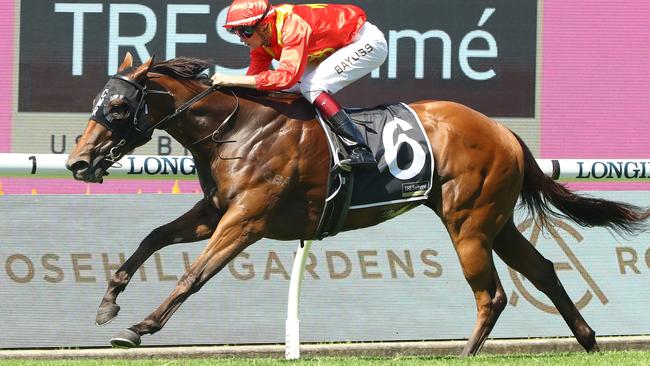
xmin=66 ymin=53 xmax=157 ymax=183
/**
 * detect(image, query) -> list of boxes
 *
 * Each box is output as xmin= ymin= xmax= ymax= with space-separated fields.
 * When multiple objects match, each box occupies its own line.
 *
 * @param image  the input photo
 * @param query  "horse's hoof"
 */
xmin=96 ymin=304 xmax=120 ymax=326
xmin=110 ymin=329 xmax=141 ymax=348
xmin=587 ymin=341 xmax=600 ymax=353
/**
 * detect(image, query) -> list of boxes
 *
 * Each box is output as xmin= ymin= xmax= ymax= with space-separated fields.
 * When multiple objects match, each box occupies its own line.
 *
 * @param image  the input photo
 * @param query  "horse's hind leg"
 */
xmin=477 ymin=265 xmax=507 ymax=350
xmin=428 ymin=161 xmax=518 ymax=356
xmin=493 ymin=219 xmax=599 ymax=352
xmin=431 ymin=203 xmax=509 ymax=355
xmin=459 ymin=259 xmax=508 ymax=356
xmin=97 ymin=199 xmax=220 ymax=326
xmin=449 ymin=229 xmax=507 ymax=356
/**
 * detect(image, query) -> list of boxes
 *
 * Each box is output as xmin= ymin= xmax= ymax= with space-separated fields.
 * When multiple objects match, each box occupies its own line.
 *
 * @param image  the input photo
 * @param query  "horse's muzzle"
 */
xmin=66 ymin=157 xmax=106 ymax=183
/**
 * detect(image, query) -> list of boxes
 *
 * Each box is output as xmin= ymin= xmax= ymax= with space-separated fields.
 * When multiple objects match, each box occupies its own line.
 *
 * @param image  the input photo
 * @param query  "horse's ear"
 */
xmin=131 ymin=55 xmax=155 ymax=82
xmin=118 ymin=52 xmax=133 ymax=73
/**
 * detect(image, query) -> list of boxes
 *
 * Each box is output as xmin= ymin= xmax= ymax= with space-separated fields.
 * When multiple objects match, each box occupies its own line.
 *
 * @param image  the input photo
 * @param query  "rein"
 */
xmin=192 ymin=89 xmax=240 ymax=147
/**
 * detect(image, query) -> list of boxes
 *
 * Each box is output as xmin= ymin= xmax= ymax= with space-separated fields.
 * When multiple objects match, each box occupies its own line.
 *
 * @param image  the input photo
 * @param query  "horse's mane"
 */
xmin=151 ymin=57 xmax=212 ymax=81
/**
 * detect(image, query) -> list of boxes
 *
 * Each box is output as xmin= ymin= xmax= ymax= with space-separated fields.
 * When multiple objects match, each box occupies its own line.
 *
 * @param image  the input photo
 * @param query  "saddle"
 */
xmin=313 ymin=102 xmax=434 ymax=240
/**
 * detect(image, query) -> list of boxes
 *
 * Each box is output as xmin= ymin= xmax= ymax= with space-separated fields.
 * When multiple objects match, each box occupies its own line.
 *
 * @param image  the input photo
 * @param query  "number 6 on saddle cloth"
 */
xmin=313 ymin=102 xmax=434 ymax=239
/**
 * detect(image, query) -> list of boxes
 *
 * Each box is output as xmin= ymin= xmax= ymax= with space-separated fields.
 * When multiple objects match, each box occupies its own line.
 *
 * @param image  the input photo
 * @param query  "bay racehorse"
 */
xmin=66 ymin=53 xmax=649 ymax=355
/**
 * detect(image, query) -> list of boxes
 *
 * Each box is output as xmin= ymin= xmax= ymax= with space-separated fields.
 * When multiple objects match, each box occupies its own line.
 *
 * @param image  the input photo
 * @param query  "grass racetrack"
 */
xmin=1 ymin=351 xmax=650 ymax=366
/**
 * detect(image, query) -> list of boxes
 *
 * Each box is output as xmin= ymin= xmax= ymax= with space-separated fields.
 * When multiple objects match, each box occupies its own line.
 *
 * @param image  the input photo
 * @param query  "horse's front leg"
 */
xmin=110 ymin=201 xmax=264 ymax=348
xmin=97 ymin=199 xmax=221 ymax=326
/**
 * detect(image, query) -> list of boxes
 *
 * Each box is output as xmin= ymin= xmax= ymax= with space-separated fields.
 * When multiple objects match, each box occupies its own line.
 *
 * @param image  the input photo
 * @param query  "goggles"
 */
xmin=229 ymin=26 xmax=257 ymax=39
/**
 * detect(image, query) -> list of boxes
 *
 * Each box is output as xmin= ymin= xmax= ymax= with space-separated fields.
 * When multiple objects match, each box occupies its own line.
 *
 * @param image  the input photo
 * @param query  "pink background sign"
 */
xmin=542 ymin=1 xmax=650 ymax=190
xmin=0 ymin=0 xmax=13 ymax=152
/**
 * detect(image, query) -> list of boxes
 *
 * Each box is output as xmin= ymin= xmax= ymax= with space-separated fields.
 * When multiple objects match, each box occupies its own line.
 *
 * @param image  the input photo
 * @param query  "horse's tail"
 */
xmin=513 ymin=132 xmax=650 ymax=235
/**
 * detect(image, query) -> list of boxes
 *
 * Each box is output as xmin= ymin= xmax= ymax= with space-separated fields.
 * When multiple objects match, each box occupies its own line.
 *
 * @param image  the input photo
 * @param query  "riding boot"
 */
xmin=313 ymin=91 xmax=377 ymax=169
xmin=326 ymin=110 xmax=377 ymax=169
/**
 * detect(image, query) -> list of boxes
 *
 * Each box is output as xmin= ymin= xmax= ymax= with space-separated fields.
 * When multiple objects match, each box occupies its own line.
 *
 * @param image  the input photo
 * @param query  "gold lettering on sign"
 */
xmin=326 ymin=251 xmax=351 ymax=279
xmin=0 ymin=247 xmax=452 ymax=284
xmin=265 ymin=251 xmax=289 ymax=280
xmin=358 ymin=250 xmax=382 ymax=279
xmin=42 ymin=253 xmax=64 ymax=283
xmin=421 ymin=250 xmax=443 ymax=278
xmin=615 ymin=247 xmax=640 ymax=274
xmin=6 ymin=254 xmax=34 ymax=283
xmin=304 ymin=252 xmax=320 ymax=280
xmin=228 ymin=252 xmax=255 ymax=280
xmin=387 ymin=250 xmax=414 ymax=278
xmin=71 ymin=253 xmax=96 ymax=283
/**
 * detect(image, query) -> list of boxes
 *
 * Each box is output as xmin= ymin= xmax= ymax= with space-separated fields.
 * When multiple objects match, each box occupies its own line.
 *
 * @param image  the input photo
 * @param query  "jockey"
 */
xmin=211 ymin=0 xmax=388 ymax=169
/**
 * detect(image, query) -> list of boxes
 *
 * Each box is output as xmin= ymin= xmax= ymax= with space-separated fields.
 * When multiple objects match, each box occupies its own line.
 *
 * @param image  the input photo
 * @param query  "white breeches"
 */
xmin=284 ymin=22 xmax=388 ymax=103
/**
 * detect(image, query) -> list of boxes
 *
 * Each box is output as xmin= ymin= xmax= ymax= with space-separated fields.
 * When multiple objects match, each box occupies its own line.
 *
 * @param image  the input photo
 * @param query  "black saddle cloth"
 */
xmin=345 ymin=103 xmax=434 ymax=209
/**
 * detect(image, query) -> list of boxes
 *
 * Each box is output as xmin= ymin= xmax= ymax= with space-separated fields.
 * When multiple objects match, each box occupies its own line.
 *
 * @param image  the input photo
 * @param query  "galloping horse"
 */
xmin=66 ymin=53 xmax=649 ymax=355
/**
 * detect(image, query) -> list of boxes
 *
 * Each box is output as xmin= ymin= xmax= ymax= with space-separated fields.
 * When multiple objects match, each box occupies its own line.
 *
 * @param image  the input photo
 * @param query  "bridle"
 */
xmin=92 ymin=73 xmax=240 ymax=165
xmin=102 ymin=74 xmax=171 ymax=163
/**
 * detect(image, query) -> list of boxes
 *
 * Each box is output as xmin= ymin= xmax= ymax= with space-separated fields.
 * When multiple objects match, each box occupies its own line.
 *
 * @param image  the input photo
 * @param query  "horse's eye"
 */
xmin=107 ymin=99 xmax=131 ymax=121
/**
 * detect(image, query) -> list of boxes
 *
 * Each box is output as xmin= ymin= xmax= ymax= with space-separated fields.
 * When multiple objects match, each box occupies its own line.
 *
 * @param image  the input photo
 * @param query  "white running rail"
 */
xmin=2 ymin=154 xmax=650 ymax=182
xmin=0 ymin=153 xmax=197 ymax=179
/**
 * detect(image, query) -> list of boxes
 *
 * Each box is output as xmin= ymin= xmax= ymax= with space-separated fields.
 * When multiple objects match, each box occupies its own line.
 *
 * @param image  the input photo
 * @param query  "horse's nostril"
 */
xmin=69 ymin=160 xmax=90 ymax=173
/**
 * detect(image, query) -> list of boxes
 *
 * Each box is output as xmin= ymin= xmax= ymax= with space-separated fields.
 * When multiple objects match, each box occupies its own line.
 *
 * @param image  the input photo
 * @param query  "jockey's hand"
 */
xmin=210 ymin=72 xmax=232 ymax=87
xmin=210 ymin=73 xmax=257 ymax=89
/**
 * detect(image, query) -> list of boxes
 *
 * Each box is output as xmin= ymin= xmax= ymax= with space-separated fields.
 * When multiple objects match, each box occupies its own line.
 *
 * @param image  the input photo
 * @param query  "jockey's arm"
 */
xmin=211 ymin=47 xmax=271 ymax=89
xmin=210 ymin=44 xmax=308 ymax=91
xmin=253 ymin=19 xmax=311 ymax=91
xmin=210 ymin=73 xmax=257 ymax=88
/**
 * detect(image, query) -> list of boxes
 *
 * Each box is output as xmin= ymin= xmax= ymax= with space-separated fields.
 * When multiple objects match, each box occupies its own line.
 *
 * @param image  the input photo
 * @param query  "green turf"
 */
xmin=1 ymin=351 xmax=649 ymax=366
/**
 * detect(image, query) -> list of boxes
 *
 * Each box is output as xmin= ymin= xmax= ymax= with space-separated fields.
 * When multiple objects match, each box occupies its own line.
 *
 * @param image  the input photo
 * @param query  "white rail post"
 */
xmin=285 ymin=240 xmax=313 ymax=360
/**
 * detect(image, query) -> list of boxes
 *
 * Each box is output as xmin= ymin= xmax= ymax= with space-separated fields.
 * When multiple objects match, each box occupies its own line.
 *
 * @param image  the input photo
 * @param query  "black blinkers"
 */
xmin=89 ymin=74 xmax=153 ymax=145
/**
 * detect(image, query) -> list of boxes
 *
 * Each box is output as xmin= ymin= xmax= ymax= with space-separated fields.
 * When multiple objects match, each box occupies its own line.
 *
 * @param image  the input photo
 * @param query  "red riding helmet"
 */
xmin=223 ymin=0 xmax=274 ymax=29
